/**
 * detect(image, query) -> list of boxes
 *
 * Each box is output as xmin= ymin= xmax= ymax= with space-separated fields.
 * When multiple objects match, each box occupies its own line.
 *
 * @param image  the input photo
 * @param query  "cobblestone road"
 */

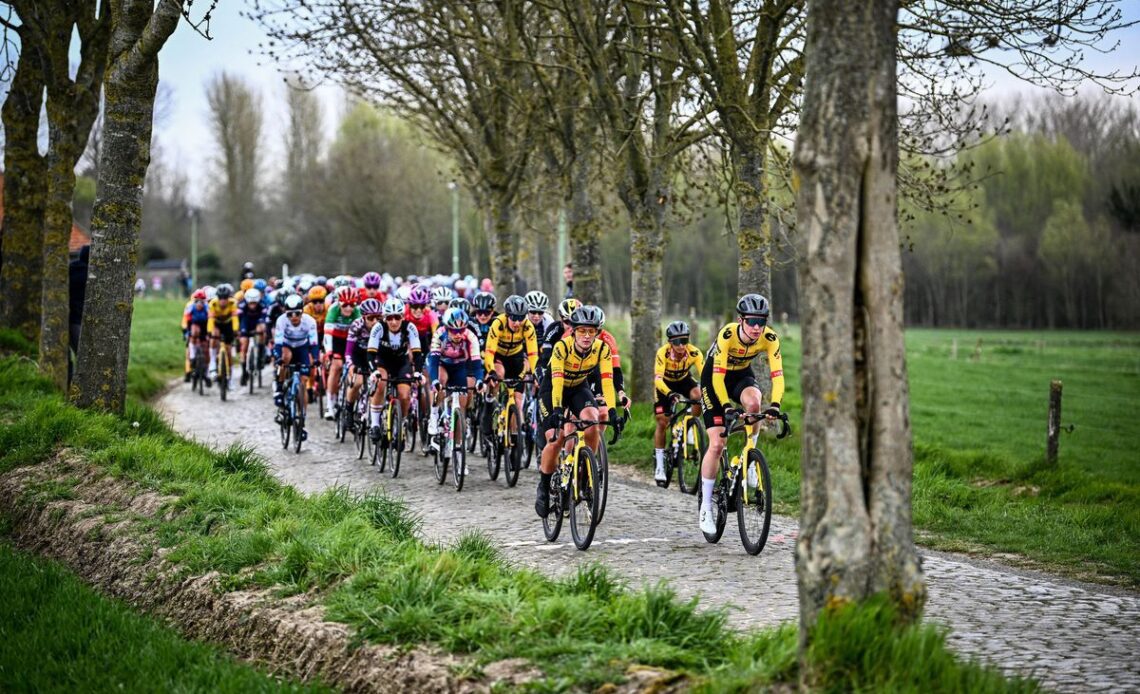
xmin=160 ymin=381 xmax=1139 ymax=692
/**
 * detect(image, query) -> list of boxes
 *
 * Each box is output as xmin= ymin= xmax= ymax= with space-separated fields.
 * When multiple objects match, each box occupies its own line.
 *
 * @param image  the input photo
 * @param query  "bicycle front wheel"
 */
xmin=280 ymin=411 xmax=291 ymax=449
xmin=218 ymin=355 xmax=229 ymax=401
xmin=292 ymin=406 xmax=304 ymax=454
xmin=389 ymin=405 xmax=403 ymax=478
xmin=452 ymin=413 xmax=466 ymax=491
xmin=678 ymin=417 xmax=708 ymax=495
xmin=433 ymin=429 xmax=448 ymax=485
xmin=737 ymin=449 xmax=773 ymax=555
xmin=486 ymin=405 xmax=503 ymax=481
xmin=542 ymin=472 xmax=564 ymax=542
xmin=357 ymin=403 xmax=369 ymax=461
xmin=569 ymin=447 xmax=601 ymax=550
xmin=595 ymin=437 xmax=610 ymax=524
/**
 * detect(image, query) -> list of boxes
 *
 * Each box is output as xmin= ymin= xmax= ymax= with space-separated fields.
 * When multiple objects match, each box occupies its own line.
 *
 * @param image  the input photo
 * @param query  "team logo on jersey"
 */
xmin=765 ymin=332 xmax=777 ymax=342
xmin=722 ymin=327 xmax=734 ymax=339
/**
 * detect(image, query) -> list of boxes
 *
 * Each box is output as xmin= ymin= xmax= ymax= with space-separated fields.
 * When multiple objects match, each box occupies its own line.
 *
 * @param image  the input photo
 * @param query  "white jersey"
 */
xmin=367 ymin=321 xmax=421 ymax=356
xmin=274 ymin=313 xmax=319 ymax=349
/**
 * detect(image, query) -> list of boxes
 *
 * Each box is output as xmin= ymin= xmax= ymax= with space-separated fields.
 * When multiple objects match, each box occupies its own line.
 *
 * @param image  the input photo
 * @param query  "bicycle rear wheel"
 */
xmin=595 ymin=437 xmax=610 ymax=524
xmin=699 ymin=463 xmax=728 ymax=544
xmin=452 ymin=412 xmax=466 ymax=491
xmin=218 ymin=354 xmax=229 ymax=401
xmin=569 ymin=447 xmax=601 ymax=550
xmin=737 ymin=449 xmax=773 ymax=555
xmin=280 ymin=411 xmax=291 ymax=449
xmin=486 ymin=404 xmax=502 ymax=481
xmin=405 ymin=409 xmax=418 ymax=453
xmin=292 ymin=398 xmax=304 ymax=454
xmin=678 ymin=417 xmax=707 ymax=495
xmin=542 ymin=473 xmax=564 ymax=542
xmin=433 ymin=427 xmax=448 ymax=485
xmin=357 ymin=402 xmax=369 ymax=461
xmin=246 ymin=348 xmax=256 ymax=394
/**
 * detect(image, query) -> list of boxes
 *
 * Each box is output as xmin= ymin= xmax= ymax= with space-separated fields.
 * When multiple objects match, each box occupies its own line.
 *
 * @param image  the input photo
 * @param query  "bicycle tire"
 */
xmin=678 ymin=417 xmax=707 ymax=495
xmin=389 ymin=405 xmax=403 ymax=478
xmin=405 ymin=410 xmax=418 ymax=453
xmin=486 ymin=403 xmax=502 ymax=481
xmin=505 ymin=405 xmax=522 ymax=488
xmin=595 ymin=436 xmax=610 ymax=525
xmin=542 ymin=471 xmax=564 ymax=542
xmin=569 ymin=446 xmax=601 ymax=550
xmin=280 ymin=411 xmax=291 ymax=449
xmin=418 ymin=385 xmax=431 ymax=455
xmin=737 ymin=449 xmax=772 ymax=555
xmin=466 ymin=401 xmax=479 ymax=454
xmin=433 ymin=427 xmax=448 ymax=484
xmin=452 ymin=410 xmax=466 ymax=491
xmin=292 ymin=393 xmax=304 ymax=454
xmin=246 ymin=348 xmax=255 ymax=394
xmin=356 ymin=402 xmax=369 ymax=461
xmin=218 ymin=354 xmax=229 ymax=401
xmin=699 ymin=460 xmax=728 ymax=544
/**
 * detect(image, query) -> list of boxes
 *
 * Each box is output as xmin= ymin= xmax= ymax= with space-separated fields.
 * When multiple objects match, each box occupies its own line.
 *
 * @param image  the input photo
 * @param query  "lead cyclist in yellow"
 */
xmin=697 ymin=294 xmax=784 ymax=536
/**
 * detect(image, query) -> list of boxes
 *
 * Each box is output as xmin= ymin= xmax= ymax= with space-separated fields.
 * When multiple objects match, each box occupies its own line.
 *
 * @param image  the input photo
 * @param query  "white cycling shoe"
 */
xmin=654 ymin=462 xmax=667 ymax=482
xmin=699 ymin=507 xmax=717 ymax=535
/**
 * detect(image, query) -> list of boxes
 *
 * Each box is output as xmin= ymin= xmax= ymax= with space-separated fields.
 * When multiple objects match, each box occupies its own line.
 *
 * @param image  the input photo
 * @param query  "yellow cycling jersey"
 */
xmin=549 ymin=336 xmax=616 ymax=410
xmin=207 ymin=297 xmax=239 ymax=333
xmin=654 ymin=343 xmax=704 ymax=395
xmin=483 ymin=313 xmax=538 ymax=373
xmin=706 ymin=322 xmax=784 ymax=406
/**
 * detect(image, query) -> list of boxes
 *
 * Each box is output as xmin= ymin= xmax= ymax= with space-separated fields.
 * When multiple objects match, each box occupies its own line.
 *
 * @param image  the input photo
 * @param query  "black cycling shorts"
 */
xmin=494 ymin=351 xmax=528 ymax=391
xmin=700 ymin=363 xmax=758 ymax=429
xmin=654 ymin=375 xmax=698 ymax=414
xmin=215 ymin=322 xmax=236 ymax=345
xmin=538 ymin=381 xmax=597 ymax=444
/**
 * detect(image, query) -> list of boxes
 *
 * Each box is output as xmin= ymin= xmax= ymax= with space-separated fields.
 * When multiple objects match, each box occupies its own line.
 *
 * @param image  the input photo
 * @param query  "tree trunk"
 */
xmin=73 ymin=0 xmax=182 ymax=413
xmin=485 ymin=192 xmax=517 ymax=296
xmin=792 ymin=0 xmax=925 ymax=665
xmin=568 ymin=133 xmax=601 ymax=305
xmin=0 ymin=40 xmax=48 ymax=343
xmin=516 ymin=222 xmax=542 ymax=294
xmin=735 ymin=143 xmax=776 ymax=402
xmin=627 ymin=181 xmax=667 ymax=403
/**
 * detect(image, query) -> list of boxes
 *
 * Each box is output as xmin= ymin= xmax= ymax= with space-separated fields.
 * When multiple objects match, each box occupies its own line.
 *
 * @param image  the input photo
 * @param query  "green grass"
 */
xmin=603 ymin=317 xmax=1140 ymax=584
xmin=0 ymin=542 xmax=330 ymax=693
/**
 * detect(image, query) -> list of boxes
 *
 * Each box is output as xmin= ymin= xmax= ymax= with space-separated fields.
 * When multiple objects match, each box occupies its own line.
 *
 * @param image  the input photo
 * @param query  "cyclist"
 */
xmin=344 ymin=298 xmax=383 ymax=432
xmin=181 ymin=289 xmax=209 ymax=382
xmin=240 ymin=261 xmax=256 ymax=283
xmin=470 ymin=291 xmax=497 ymax=351
xmin=482 ymin=294 xmax=537 ymax=441
xmin=534 ymin=305 xmax=617 ymax=518
xmin=697 ymin=294 xmax=784 ymax=535
xmin=652 ymin=320 xmax=704 ymax=484
xmin=538 ymin=297 xmax=580 ymax=383
xmin=585 ymin=307 xmax=627 ymax=414
xmin=524 ymin=291 xmax=556 ymax=336
xmin=427 ymin=308 xmax=484 ymax=451
xmin=367 ymin=297 xmax=421 ymax=443
xmin=237 ymin=287 xmax=269 ymax=386
xmin=207 ymin=283 xmax=239 ymax=387
xmin=360 ymin=272 xmax=386 ymax=302
xmin=272 ymin=294 xmax=320 ymax=433
xmin=404 ymin=284 xmax=438 ymax=374
xmin=304 ymin=286 xmax=329 ymax=347
xmin=431 ymin=286 xmax=454 ymax=315
xmin=324 ymin=286 xmax=361 ymax=419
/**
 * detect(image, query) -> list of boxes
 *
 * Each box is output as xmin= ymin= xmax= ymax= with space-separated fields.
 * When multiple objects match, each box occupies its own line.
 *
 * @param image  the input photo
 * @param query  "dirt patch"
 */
xmin=0 ymin=452 xmax=525 ymax=693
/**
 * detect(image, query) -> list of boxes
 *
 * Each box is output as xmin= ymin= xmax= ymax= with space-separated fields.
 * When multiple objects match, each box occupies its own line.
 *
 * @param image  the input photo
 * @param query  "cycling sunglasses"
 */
xmin=474 ymin=309 xmax=494 ymax=317
xmin=574 ymin=327 xmax=598 ymax=337
xmin=286 ymin=310 xmax=303 ymax=317
xmin=409 ymin=303 xmax=428 ymax=310
xmin=384 ymin=314 xmax=403 ymax=321
xmin=742 ymin=316 xmax=766 ymax=328
xmin=506 ymin=313 xmax=525 ymax=322
xmin=669 ymin=337 xmax=689 ymax=346
xmin=364 ymin=314 xmax=381 ymax=321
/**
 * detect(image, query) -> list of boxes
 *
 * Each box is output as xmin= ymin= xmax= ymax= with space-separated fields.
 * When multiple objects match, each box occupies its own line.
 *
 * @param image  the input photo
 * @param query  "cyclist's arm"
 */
xmin=765 ymin=330 xmax=785 ymax=407
xmin=206 ymin=301 xmax=217 ymax=334
xmin=306 ymin=318 xmax=320 ymax=360
xmin=712 ymin=325 xmax=733 ymax=405
xmin=524 ymin=323 xmax=538 ymax=373
xmin=654 ymin=345 xmax=670 ymax=396
xmin=467 ymin=332 xmax=485 ymax=381
xmin=482 ymin=318 xmax=500 ymax=373
xmin=426 ymin=330 xmax=443 ymax=382
xmin=550 ymin=341 xmax=567 ymax=409
xmin=598 ymin=343 xmax=617 ymax=411
xmin=407 ymin=325 xmax=422 ymax=365
xmin=229 ymin=307 xmax=239 ymax=332
xmin=691 ymin=345 xmax=705 ymax=375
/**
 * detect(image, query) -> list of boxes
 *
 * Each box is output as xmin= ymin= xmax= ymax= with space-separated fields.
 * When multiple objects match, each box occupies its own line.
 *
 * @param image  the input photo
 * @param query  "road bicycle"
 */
xmin=662 ymin=397 xmax=708 ymax=494
xmin=334 ymin=360 xmax=355 ymax=443
xmin=487 ymin=376 xmax=530 ymax=488
xmin=188 ymin=335 xmax=209 ymax=395
xmin=432 ymin=384 xmax=471 ymax=491
xmin=522 ymin=381 xmax=539 ymax=469
xmin=542 ymin=415 xmax=607 ymax=550
xmin=697 ymin=408 xmax=790 ymax=555
xmin=404 ymin=374 xmax=422 ymax=454
xmin=244 ymin=331 xmax=265 ymax=394
xmin=277 ymin=363 xmax=307 ymax=454
xmin=352 ymin=370 xmax=377 ymax=463
xmin=307 ymin=356 xmax=327 ymax=423
xmin=375 ymin=376 xmax=416 ymax=478
xmin=216 ymin=341 xmax=232 ymax=401
xmin=416 ymin=376 xmax=432 ymax=457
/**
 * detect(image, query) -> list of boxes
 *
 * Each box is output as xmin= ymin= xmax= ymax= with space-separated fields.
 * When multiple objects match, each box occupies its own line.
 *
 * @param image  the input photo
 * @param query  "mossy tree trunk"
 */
xmin=26 ymin=0 xmax=111 ymax=390
xmin=792 ymin=0 xmax=925 ymax=668
xmin=734 ymin=141 xmax=775 ymax=400
xmin=0 ymin=31 xmax=47 ymax=343
xmin=567 ymin=121 xmax=601 ymax=306
xmin=485 ymin=192 xmax=517 ymax=296
xmin=72 ymin=0 xmax=183 ymax=413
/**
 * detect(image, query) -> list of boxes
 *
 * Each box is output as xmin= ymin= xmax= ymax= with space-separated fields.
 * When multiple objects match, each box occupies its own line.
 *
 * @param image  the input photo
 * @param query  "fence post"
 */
xmin=1047 ymin=379 xmax=1063 ymax=465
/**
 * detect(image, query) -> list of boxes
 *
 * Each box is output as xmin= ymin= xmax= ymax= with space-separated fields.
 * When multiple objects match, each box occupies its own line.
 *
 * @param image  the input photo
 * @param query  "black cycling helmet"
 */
xmin=449 ymin=296 xmax=472 ymax=314
xmin=503 ymin=295 xmax=527 ymax=319
xmin=736 ymin=293 xmax=770 ymax=319
xmin=216 ymin=283 xmax=234 ymax=299
xmin=665 ymin=320 xmax=690 ymax=340
xmin=472 ymin=291 xmax=496 ymax=311
xmin=570 ymin=305 xmax=604 ymax=328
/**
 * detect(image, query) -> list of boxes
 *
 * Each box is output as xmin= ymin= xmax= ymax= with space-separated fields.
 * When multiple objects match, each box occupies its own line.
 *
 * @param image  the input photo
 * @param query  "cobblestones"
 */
xmin=160 ymin=383 xmax=1140 ymax=692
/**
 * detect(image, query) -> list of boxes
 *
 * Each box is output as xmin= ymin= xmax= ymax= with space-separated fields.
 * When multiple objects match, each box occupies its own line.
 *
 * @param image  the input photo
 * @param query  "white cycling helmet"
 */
xmin=524 ymin=290 xmax=549 ymax=313
xmin=431 ymin=286 xmax=454 ymax=304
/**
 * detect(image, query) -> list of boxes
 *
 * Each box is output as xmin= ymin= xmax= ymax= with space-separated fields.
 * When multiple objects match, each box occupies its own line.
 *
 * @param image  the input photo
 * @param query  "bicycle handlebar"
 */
xmin=721 ymin=409 xmax=792 ymax=440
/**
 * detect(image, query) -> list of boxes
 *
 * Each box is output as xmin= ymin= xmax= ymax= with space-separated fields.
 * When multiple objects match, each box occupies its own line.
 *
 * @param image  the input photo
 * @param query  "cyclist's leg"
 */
xmin=370 ymin=365 xmax=390 ymax=435
xmin=209 ymin=329 xmax=221 ymax=374
xmin=653 ymin=387 xmax=672 ymax=480
xmin=396 ymin=361 xmax=413 ymax=416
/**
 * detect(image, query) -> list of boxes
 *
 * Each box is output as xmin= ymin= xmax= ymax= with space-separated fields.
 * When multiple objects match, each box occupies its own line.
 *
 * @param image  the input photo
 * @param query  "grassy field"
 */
xmin=0 ymin=297 xmax=1036 ymax=692
xmin=604 ymin=316 xmax=1140 ymax=584
xmin=0 ymin=542 xmax=331 ymax=693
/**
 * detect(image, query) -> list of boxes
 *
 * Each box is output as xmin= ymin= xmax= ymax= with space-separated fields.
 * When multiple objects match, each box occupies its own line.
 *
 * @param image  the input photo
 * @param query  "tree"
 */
xmin=279 ymin=76 xmax=325 ymax=260
xmin=72 ymin=0 xmax=186 ymax=413
xmin=793 ymin=0 xmax=925 ymax=667
xmin=0 ymin=24 xmax=47 ymax=343
xmin=205 ymin=72 xmax=264 ymax=267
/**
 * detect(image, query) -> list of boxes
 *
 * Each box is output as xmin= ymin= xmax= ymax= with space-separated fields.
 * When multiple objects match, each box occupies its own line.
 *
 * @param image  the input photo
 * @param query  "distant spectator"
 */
xmin=480 ymin=277 xmax=494 ymax=293
xmin=68 ymin=245 xmax=90 ymax=386
xmin=134 ymin=277 xmax=146 ymax=297
xmin=152 ymin=275 xmax=162 ymax=293
xmin=563 ymin=263 xmax=574 ymax=299
xmin=179 ymin=267 xmax=191 ymax=297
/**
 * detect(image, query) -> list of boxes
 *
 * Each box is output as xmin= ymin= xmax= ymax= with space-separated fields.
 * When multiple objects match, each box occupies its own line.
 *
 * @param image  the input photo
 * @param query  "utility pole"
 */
xmin=449 ymin=181 xmax=460 ymax=275
xmin=190 ymin=208 xmax=199 ymax=288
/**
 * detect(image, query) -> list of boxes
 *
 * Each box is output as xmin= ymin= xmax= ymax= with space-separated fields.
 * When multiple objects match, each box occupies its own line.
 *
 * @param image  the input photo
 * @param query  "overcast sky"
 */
xmin=67 ymin=2 xmax=1140 ymax=205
